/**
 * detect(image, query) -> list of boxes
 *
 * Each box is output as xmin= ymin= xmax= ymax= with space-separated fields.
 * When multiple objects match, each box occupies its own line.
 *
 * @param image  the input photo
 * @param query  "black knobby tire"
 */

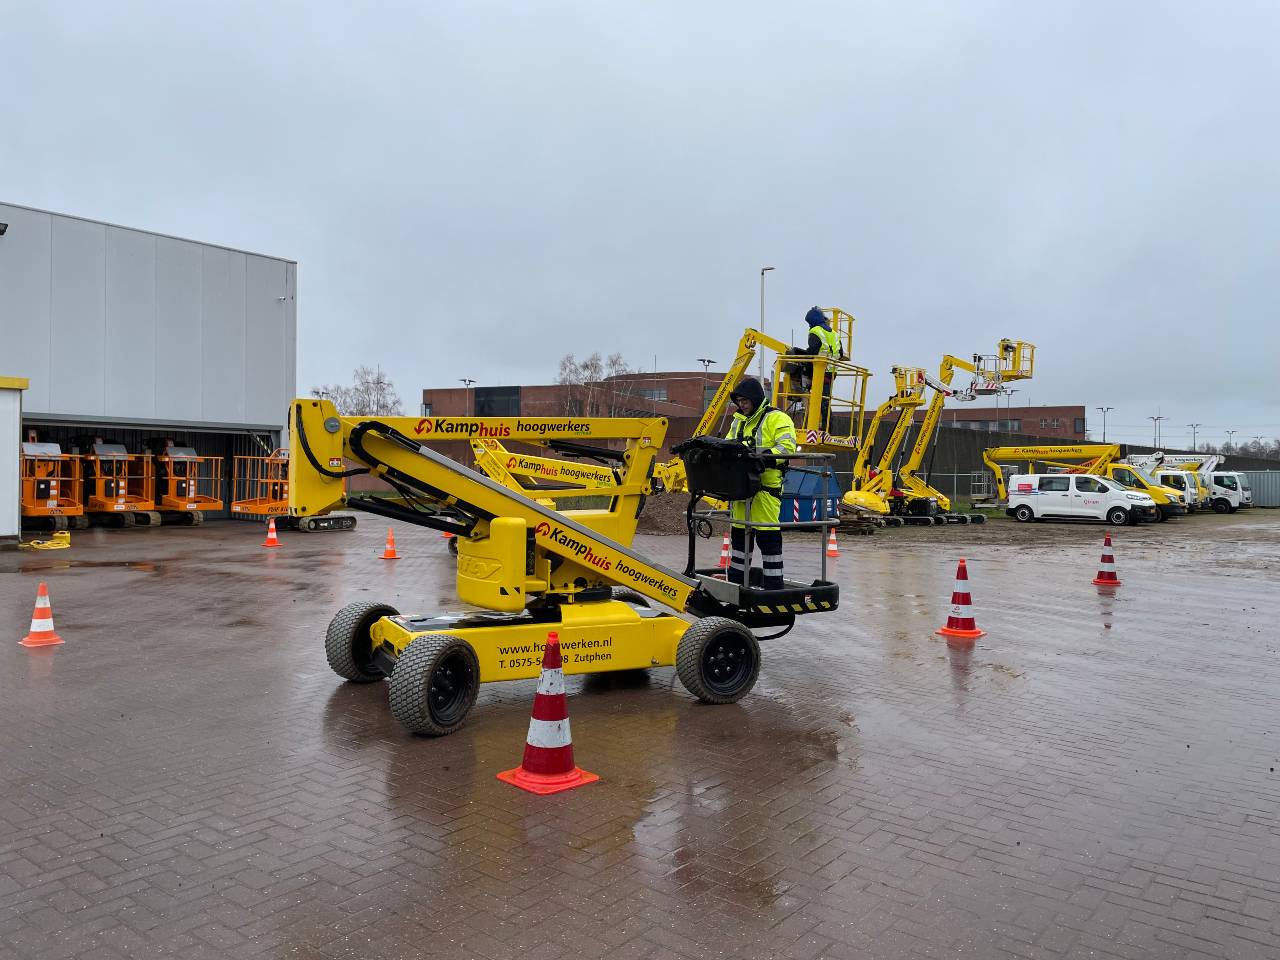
xmin=1155 ymin=508 xmax=1167 ymax=522
xmin=611 ymin=586 xmax=650 ymax=608
xmin=1106 ymin=507 xmax=1129 ymax=527
xmin=676 ymin=617 xmax=761 ymax=704
xmin=1212 ymin=499 xmax=1230 ymax=514
xmin=1013 ymin=505 xmax=1034 ymax=523
xmin=389 ymin=634 xmax=480 ymax=735
xmin=325 ymin=601 xmax=400 ymax=683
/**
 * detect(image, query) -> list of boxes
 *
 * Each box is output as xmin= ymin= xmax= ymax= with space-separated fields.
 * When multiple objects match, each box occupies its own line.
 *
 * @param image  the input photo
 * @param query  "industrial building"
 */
xmin=1 ymin=201 xmax=296 ymax=536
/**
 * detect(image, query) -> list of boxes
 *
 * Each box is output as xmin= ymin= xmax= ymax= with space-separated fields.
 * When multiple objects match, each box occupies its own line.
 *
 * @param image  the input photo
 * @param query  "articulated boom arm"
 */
xmin=289 ymin=399 xmax=698 ymax=613
xmin=982 ymin=444 xmax=1119 ymax=501
xmin=897 ymin=340 xmax=1037 ymax=511
xmin=844 ymin=367 xmax=927 ymax=514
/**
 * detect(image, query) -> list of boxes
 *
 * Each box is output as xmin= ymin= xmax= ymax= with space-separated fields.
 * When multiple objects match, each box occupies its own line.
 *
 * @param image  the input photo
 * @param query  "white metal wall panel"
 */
xmin=105 ymin=226 xmax=158 ymax=419
xmin=154 ymin=237 xmax=204 ymax=421
xmin=0 ymin=205 xmax=53 ymax=411
xmin=244 ymin=255 xmax=288 ymax=425
xmin=0 ymin=389 xmax=20 ymax=539
xmin=200 ymin=247 xmax=247 ymax=423
xmin=1241 ymin=471 xmax=1280 ymax=507
xmin=0 ymin=204 xmax=295 ymax=429
xmin=50 ymin=217 xmax=107 ymax=415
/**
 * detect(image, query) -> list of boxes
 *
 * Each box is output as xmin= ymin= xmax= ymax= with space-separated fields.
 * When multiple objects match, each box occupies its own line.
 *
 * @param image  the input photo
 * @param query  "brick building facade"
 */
xmin=915 ymin=404 xmax=1087 ymax=441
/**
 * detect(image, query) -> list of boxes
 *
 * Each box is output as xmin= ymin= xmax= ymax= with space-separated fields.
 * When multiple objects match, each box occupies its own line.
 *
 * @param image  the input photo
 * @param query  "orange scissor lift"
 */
xmin=232 ymin=449 xmax=356 ymax=531
xmin=20 ymin=442 xmax=87 ymax=531
xmin=147 ymin=439 xmax=223 ymax=524
xmin=75 ymin=439 xmax=160 ymax=527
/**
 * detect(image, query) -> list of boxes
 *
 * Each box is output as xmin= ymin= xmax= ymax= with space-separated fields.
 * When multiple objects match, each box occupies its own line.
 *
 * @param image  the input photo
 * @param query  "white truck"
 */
xmin=1124 ymin=453 xmax=1250 ymax=514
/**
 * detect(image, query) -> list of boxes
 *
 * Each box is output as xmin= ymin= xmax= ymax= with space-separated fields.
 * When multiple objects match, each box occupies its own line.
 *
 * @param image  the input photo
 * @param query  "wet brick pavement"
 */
xmin=2 ymin=514 xmax=1279 ymax=959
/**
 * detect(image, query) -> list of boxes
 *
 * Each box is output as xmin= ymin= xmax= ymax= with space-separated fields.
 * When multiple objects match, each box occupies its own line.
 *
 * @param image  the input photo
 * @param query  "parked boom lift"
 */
xmin=896 ymin=340 xmax=1035 ymax=519
xmin=291 ymin=398 xmax=839 ymax=735
xmin=146 ymin=439 xmax=224 ymax=524
xmin=20 ymin=442 xmax=86 ymax=531
xmin=232 ymin=449 xmax=356 ymax=531
xmin=73 ymin=438 xmax=159 ymax=526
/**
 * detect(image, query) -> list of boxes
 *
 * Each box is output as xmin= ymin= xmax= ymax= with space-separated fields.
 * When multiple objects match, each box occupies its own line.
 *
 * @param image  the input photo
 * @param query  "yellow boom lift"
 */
xmin=894 ymin=340 xmax=1036 ymax=521
xmin=291 ymin=398 xmax=840 ymax=735
xmin=981 ymin=443 xmax=1187 ymax=521
xmin=841 ymin=366 xmax=930 ymax=523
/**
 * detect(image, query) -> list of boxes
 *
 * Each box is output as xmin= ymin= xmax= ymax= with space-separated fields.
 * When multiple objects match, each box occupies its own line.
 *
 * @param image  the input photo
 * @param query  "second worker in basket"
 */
xmin=725 ymin=377 xmax=798 ymax=589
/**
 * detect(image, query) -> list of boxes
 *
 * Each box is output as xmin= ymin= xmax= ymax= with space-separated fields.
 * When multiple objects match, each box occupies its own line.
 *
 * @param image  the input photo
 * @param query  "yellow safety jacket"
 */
xmin=727 ymin=404 xmax=797 ymax=527
xmin=813 ymin=325 xmax=841 ymax=359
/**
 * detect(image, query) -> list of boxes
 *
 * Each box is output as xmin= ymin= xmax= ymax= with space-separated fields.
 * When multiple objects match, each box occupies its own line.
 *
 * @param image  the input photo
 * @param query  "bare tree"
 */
xmin=311 ymin=365 xmax=403 ymax=416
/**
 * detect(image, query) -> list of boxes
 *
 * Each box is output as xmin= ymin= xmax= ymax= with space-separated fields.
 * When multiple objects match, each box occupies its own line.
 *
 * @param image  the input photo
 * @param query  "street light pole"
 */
xmin=1187 ymin=423 xmax=1202 ymax=452
xmin=758 ymin=266 xmax=774 ymax=382
xmin=1148 ymin=415 xmax=1165 ymax=448
xmin=696 ymin=358 xmax=716 ymax=374
xmin=1003 ymin=388 xmax=1019 ymax=434
xmin=459 ymin=378 xmax=475 ymax=416
xmin=1225 ymin=429 xmax=1237 ymax=450
xmin=1096 ymin=406 xmax=1114 ymax=442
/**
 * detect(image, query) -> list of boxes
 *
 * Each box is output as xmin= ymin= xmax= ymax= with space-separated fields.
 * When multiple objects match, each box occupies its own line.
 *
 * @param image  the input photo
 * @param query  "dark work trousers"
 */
xmin=729 ymin=526 xmax=784 ymax=590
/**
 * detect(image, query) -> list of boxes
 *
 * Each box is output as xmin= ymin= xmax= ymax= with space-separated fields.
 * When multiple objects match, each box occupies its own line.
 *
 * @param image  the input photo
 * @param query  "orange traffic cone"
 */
xmin=1092 ymin=532 xmax=1122 ymax=587
xmin=497 ymin=632 xmax=599 ymax=795
xmin=261 ymin=517 xmax=282 ymax=548
xmin=717 ymin=533 xmax=731 ymax=569
xmin=20 ymin=582 xmax=64 ymax=648
xmin=381 ymin=528 xmax=400 ymax=560
xmin=936 ymin=558 xmax=985 ymax=646
xmin=826 ymin=528 xmax=840 ymax=558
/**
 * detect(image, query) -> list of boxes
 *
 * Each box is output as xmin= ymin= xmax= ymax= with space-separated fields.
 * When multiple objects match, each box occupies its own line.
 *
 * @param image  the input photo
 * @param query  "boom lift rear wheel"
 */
xmin=676 ymin=617 xmax=761 ymax=704
xmin=389 ymin=635 xmax=481 ymax=735
xmin=326 ymin=601 xmax=400 ymax=682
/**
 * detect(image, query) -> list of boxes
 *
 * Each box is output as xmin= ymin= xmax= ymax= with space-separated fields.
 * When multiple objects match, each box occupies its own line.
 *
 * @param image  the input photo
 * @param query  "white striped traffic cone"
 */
xmin=717 ymin=534 xmax=731 ymax=569
xmin=826 ymin=528 xmax=840 ymax=558
xmin=1092 ymin=532 xmax=1122 ymax=587
xmin=20 ymin=582 xmax=64 ymax=648
xmin=497 ymin=632 xmax=599 ymax=795
xmin=935 ymin=558 xmax=985 ymax=646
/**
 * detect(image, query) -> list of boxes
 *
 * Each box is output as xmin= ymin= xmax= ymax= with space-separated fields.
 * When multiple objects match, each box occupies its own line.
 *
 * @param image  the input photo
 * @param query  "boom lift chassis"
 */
xmin=291 ymin=399 xmax=838 ymax=735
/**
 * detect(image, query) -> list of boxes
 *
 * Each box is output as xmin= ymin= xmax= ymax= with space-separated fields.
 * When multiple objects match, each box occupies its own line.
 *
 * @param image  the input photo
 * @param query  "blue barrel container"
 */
xmin=781 ymin=468 xmax=839 ymax=524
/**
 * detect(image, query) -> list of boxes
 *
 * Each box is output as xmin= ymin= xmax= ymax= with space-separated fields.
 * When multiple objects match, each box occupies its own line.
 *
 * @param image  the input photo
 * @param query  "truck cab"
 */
xmin=1102 ymin=464 xmax=1186 ymax=520
xmin=1209 ymin=472 xmax=1250 ymax=512
xmin=1154 ymin=470 xmax=1201 ymax=512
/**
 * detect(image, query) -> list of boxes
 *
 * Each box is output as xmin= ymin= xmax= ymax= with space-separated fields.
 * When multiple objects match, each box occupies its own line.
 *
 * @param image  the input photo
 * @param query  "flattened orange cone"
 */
xmin=936 ymin=558 xmax=985 ymax=647
xmin=20 ymin=582 xmax=64 ymax=648
xmin=1092 ymin=531 xmax=1122 ymax=587
xmin=826 ymin=528 xmax=840 ymax=558
xmin=717 ymin=534 xmax=731 ymax=569
xmin=381 ymin=527 xmax=399 ymax=560
xmin=497 ymin=632 xmax=599 ymax=795
xmin=261 ymin=517 xmax=282 ymax=548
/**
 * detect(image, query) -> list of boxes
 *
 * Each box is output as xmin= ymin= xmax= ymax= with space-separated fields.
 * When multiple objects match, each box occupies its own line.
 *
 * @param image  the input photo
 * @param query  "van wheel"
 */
xmin=1212 ymin=499 xmax=1230 ymax=514
xmin=1106 ymin=507 xmax=1129 ymax=526
xmin=1013 ymin=505 xmax=1034 ymax=523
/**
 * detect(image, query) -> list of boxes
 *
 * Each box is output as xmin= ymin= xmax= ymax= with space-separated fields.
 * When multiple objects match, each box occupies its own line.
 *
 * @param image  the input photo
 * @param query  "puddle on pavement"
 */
xmin=19 ymin=559 xmax=162 ymax=573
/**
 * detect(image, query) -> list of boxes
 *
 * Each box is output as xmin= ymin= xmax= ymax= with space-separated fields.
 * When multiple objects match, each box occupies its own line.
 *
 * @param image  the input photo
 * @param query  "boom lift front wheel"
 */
xmin=676 ymin=617 xmax=761 ymax=704
xmin=389 ymin=635 xmax=481 ymax=736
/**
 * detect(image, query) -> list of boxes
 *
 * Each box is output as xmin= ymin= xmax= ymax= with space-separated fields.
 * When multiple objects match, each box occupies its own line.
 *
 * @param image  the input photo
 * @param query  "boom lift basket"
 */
xmin=670 ymin=436 xmax=764 ymax=502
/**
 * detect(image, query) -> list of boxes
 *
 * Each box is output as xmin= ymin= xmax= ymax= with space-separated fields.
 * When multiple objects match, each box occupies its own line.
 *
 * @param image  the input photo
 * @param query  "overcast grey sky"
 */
xmin=4 ymin=1 xmax=1277 ymax=448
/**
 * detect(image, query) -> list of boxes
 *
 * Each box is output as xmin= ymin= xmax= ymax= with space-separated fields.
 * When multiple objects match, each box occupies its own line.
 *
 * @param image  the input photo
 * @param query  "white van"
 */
xmin=1210 ymin=472 xmax=1252 ymax=512
xmin=1007 ymin=473 xmax=1159 ymax=525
